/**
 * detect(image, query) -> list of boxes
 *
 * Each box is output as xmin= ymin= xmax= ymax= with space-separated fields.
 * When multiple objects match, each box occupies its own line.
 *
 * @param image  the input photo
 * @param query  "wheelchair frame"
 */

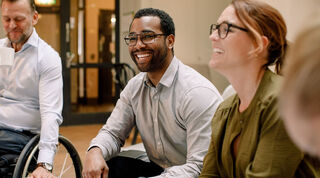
xmin=13 ymin=134 xmax=82 ymax=178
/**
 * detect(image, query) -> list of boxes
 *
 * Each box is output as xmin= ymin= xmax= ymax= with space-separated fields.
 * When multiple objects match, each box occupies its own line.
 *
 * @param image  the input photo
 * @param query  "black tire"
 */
xmin=13 ymin=135 xmax=82 ymax=178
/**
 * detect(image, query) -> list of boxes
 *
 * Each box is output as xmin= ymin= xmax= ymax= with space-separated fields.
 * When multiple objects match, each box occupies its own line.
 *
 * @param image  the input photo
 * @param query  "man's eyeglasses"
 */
xmin=210 ymin=22 xmax=248 ymax=39
xmin=124 ymin=32 xmax=166 ymax=46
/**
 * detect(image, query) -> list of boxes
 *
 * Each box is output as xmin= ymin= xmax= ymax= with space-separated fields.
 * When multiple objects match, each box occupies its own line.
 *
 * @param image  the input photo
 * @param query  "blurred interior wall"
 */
xmin=0 ymin=0 xmax=320 ymax=93
xmin=119 ymin=0 xmax=320 ymax=93
xmin=263 ymin=0 xmax=320 ymax=41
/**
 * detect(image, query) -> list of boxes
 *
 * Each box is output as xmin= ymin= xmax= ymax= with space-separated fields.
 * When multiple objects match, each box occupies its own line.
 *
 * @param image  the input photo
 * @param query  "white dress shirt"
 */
xmin=90 ymin=56 xmax=222 ymax=177
xmin=0 ymin=29 xmax=63 ymax=165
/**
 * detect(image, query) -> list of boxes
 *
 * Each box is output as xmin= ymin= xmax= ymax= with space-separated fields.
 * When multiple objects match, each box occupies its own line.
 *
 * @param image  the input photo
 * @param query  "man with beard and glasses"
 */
xmin=82 ymin=8 xmax=222 ymax=178
xmin=0 ymin=0 xmax=63 ymax=177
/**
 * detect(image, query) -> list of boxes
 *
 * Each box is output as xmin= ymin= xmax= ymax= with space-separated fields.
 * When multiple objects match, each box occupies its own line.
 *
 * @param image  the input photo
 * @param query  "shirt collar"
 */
xmin=23 ymin=28 xmax=38 ymax=48
xmin=143 ymin=56 xmax=179 ymax=88
xmin=159 ymin=56 xmax=178 ymax=87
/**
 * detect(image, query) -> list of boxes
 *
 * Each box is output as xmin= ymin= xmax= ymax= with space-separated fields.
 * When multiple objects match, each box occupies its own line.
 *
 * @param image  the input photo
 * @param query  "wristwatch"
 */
xmin=37 ymin=162 xmax=53 ymax=172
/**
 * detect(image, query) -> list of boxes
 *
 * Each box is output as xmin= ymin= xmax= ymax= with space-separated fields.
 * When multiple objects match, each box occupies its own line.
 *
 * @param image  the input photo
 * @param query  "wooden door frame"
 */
xmin=61 ymin=0 xmax=120 ymax=125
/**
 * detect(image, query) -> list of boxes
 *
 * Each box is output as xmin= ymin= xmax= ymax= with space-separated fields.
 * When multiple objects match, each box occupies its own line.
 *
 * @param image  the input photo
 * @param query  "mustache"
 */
xmin=7 ymin=28 xmax=23 ymax=33
xmin=131 ymin=49 xmax=153 ymax=53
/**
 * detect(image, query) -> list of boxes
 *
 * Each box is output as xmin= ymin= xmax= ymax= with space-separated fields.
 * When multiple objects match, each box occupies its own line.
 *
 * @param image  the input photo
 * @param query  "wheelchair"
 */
xmin=0 ymin=134 xmax=82 ymax=178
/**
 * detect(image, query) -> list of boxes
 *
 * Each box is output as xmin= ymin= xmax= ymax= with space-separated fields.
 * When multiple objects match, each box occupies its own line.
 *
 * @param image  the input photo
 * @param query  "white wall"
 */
xmin=119 ymin=0 xmax=141 ymax=70
xmin=262 ymin=0 xmax=320 ymax=42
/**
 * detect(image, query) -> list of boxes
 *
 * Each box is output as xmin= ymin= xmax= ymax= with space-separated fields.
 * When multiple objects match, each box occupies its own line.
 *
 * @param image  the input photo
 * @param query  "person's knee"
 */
xmin=107 ymin=156 xmax=163 ymax=178
xmin=107 ymin=156 xmax=132 ymax=178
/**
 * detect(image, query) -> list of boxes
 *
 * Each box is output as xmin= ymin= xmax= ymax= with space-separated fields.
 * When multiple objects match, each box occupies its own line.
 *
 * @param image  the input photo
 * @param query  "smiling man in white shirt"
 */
xmin=0 ymin=0 xmax=63 ymax=177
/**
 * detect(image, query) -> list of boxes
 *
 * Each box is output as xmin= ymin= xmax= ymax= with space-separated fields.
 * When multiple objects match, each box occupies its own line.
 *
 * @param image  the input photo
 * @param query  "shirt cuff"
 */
xmin=37 ymin=149 xmax=55 ymax=165
xmin=88 ymin=144 xmax=107 ymax=159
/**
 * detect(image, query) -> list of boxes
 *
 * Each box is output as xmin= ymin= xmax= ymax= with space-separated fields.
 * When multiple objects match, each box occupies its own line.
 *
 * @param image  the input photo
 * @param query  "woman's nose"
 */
xmin=209 ymin=30 xmax=219 ymax=41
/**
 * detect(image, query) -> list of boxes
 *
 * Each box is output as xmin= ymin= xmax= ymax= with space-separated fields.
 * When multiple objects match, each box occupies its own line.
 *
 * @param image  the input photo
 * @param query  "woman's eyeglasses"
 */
xmin=210 ymin=22 xmax=248 ymax=39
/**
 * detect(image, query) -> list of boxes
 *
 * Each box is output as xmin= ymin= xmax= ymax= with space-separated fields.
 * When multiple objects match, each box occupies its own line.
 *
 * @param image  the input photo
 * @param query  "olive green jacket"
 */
xmin=200 ymin=70 xmax=319 ymax=178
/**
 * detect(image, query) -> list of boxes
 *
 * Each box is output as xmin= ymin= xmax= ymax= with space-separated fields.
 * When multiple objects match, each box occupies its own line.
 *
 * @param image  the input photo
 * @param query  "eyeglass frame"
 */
xmin=124 ymin=32 xmax=167 ymax=46
xmin=210 ymin=22 xmax=248 ymax=39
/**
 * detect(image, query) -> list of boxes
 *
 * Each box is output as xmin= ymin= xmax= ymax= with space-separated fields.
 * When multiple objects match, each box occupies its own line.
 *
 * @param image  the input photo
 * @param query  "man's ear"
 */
xmin=166 ymin=34 xmax=175 ymax=50
xmin=32 ymin=11 xmax=39 ymax=26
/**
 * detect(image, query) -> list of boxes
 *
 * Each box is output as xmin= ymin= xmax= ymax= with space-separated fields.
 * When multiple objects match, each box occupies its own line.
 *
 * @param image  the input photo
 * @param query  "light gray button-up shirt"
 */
xmin=90 ymin=56 xmax=222 ymax=177
xmin=90 ymin=57 xmax=222 ymax=178
xmin=0 ymin=29 xmax=63 ymax=165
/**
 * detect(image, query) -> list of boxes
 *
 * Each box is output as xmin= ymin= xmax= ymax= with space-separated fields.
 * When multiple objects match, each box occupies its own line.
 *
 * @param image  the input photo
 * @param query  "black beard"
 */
xmin=130 ymin=41 xmax=168 ymax=72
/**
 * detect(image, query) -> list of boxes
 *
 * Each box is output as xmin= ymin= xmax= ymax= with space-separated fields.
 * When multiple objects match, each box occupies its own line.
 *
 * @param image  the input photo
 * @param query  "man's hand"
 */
xmin=82 ymin=147 xmax=109 ymax=178
xmin=28 ymin=166 xmax=56 ymax=178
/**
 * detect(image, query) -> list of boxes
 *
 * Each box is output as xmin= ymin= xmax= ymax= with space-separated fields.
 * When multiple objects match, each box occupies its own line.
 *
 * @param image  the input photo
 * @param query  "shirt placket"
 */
xmin=151 ymin=87 xmax=164 ymax=157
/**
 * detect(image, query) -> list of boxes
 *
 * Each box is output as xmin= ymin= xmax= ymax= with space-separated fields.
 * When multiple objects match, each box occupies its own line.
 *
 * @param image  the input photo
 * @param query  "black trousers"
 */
xmin=107 ymin=156 xmax=164 ymax=178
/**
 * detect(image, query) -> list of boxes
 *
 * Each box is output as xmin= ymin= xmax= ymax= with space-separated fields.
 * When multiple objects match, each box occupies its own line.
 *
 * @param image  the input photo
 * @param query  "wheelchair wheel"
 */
xmin=13 ymin=135 xmax=82 ymax=178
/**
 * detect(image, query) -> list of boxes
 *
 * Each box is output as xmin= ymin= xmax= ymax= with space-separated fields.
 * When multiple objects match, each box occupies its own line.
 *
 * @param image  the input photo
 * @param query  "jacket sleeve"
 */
xmin=199 ymin=114 xmax=221 ymax=178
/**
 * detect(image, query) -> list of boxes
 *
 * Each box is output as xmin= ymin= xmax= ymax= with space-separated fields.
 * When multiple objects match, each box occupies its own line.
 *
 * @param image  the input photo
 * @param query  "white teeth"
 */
xmin=213 ymin=48 xmax=224 ymax=54
xmin=137 ymin=54 xmax=150 ymax=58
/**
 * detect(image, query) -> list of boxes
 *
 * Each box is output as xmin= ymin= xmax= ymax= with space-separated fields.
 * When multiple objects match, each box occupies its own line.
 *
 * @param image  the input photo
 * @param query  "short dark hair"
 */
xmin=1 ymin=0 xmax=36 ymax=12
xmin=132 ymin=8 xmax=175 ymax=37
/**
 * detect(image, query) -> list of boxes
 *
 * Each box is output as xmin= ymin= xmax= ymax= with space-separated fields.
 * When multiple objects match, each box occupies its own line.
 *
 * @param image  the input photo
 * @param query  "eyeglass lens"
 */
xmin=210 ymin=23 xmax=229 ymax=39
xmin=125 ymin=32 xmax=156 ymax=46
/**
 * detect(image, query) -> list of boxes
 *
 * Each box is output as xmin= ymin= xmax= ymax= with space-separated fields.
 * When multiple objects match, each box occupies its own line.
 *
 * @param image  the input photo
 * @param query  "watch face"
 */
xmin=39 ymin=163 xmax=53 ymax=171
xmin=44 ymin=163 xmax=53 ymax=171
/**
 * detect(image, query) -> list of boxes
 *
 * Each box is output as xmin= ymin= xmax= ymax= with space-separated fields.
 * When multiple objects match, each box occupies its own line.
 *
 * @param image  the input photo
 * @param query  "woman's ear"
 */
xmin=262 ymin=35 xmax=269 ymax=50
xmin=259 ymin=35 xmax=269 ymax=58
